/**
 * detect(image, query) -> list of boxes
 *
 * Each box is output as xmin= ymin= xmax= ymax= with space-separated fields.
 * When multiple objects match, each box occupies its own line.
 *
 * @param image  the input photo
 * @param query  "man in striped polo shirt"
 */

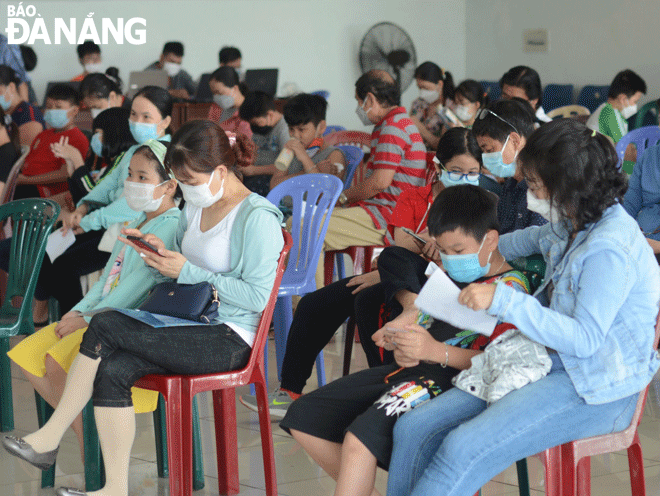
xmin=315 ymin=69 xmax=427 ymax=287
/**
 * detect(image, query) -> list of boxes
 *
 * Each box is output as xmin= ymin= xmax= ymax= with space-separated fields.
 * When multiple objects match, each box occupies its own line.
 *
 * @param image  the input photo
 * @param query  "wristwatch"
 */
xmin=338 ymin=192 xmax=348 ymax=206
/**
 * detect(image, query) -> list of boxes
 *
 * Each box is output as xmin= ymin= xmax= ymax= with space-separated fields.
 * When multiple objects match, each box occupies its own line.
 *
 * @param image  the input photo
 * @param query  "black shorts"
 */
xmin=280 ymin=362 xmax=458 ymax=469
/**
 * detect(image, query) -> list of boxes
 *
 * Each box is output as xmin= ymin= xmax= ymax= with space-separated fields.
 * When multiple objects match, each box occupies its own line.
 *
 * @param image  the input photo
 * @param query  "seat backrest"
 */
xmin=577 ymin=85 xmax=609 ymax=113
xmin=336 ymin=145 xmax=364 ymax=189
xmin=266 ymin=174 xmax=343 ymax=295
xmin=615 ymin=126 xmax=660 ymax=167
xmin=480 ymin=81 xmax=501 ymax=102
xmin=2 ymin=150 xmax=29 ymax=206
xmin=546 ymin=105 xmax=591 ymax=120
xmin=542 ymin=84 xmax=574 ymax=112
xmin=324 ymin=130 xmax=372 ymax=153
xmin=0 ymin=199 xmax=60 ymax=334
xmin=324 ymin=125 xmax=346 ymax=136
xmin=634 ymin=100 xmax=659 ymax=130
xmin=310 ymin=90 xmax=330 ymax=101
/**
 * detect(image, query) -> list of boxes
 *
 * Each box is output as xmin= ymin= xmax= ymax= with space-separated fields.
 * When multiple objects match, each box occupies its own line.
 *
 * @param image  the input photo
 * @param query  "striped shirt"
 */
xmin=356 ymin=107 xmax=427 ymax=244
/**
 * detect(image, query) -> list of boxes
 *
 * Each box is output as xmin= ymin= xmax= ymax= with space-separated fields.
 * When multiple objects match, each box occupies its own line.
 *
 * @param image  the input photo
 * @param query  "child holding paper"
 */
xmin=280 ymin=185 xmax=532 ymax=496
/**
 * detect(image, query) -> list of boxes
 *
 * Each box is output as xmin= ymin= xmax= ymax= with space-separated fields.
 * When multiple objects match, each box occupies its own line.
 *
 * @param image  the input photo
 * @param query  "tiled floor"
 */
xmin=3 ymin=331 xmax=660 ymax=495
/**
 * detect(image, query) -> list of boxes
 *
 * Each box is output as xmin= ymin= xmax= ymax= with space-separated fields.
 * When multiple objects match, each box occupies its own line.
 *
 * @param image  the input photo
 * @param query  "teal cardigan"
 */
xmin=78 ymin=135 xmax=172 ymax=232
xmin=72 ymin=207 xmax=181 ymax=322
xmin=175 ymin=193 xmax=284 ymax=335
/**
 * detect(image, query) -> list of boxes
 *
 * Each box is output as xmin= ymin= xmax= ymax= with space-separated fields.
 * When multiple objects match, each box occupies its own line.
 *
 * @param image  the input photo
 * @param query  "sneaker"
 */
xmin=239 ymin=388 xmax=295 ymax=419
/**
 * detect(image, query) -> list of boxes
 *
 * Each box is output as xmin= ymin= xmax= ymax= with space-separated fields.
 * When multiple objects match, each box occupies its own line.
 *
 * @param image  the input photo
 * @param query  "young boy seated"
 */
xmin=71 ymin=41 xmax=103 ymax=82
xmin=472 ymin=98 xmax=546 ymax=234
xmin=145 ymin=41 xmax=196 ymax=101
xmin=238 ymin=90 xmax=290 ymax=196
xmin=280 ymin=185 xmax=535 ymax=496
xmin=14 ymin=84 xmax=89 ymax=200
xmin=586 ymin=69 xmax=646 ymax=173
xmin=219 ymin=46 xmax=242 ymax=73
xmin=269 ymin=93 xmax=346 ymax=189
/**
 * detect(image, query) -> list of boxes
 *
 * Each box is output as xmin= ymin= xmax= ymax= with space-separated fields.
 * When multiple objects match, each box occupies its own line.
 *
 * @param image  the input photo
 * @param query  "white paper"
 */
xmin=45 ymin=228 xmax=76 ymax=263
xmin=415 ymin=268 xmax=498 ymax=336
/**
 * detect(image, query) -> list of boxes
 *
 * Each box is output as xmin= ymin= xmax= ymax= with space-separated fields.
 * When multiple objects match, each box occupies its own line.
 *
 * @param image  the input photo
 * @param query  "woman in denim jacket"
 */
xmin=387 ymin=119 xmax=660 ymax=496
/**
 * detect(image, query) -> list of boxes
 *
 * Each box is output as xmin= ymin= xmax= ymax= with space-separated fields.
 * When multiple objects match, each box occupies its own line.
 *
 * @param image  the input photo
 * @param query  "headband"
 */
xmin=142 ymin=139 xmax=175 ymax=179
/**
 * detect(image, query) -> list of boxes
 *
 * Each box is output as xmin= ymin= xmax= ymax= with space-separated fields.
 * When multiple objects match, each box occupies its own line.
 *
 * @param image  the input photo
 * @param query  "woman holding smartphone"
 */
xmin=2 ymin=121 xmax=284 ymax=496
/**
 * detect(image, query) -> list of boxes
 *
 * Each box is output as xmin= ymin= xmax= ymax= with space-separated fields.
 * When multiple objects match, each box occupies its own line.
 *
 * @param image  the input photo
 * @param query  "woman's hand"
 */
xmin=345 ymin=270 xmax=380 ymax=294
xmin=54 ymin=315 xmax=87 ymax=338
xmin=372 ymin=307 xmax=419 ymax=349
xmin=393 ymin=346 xmax=421 ymax=368
xmin=458 ymin=283 xmax=497 ymax=311
xmin=61 ymin=206 xmax=87 ymax=235
xmin=120 ymin=230 xmax=186 ymax=278
xmin=388 ymin=324 xmax=437 ymax=363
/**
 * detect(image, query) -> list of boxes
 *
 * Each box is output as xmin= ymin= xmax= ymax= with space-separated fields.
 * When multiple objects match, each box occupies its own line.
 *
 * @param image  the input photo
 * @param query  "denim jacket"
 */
xmin=489 ymin=203 xmax=660 ymax=404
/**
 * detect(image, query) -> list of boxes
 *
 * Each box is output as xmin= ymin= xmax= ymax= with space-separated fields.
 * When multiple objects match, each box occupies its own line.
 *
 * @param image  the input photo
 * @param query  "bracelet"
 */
xmin=441 ymin=342 xmax=449 ymax=368
xmin=338 ymin=192 xmax=348 ymax=205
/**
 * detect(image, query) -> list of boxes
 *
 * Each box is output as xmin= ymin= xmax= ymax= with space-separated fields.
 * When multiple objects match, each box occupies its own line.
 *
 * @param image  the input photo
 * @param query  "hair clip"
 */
xmin=225 ymin=131 xmax=237 ymax=147
xmin=3 ymin=114 xmax=11 ymax=126
xmin=591 ymin=130 xmax=597 ymax=137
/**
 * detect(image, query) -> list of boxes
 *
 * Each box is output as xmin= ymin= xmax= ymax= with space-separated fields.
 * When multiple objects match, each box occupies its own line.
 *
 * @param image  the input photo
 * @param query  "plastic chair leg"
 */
xmin=0 ymin=339 xmax=13 ymax=432
xmin=315 ymin=351 xmax=326 ymax=387
xmin=336 ymin=253 xmax=346 ymax=281
xmin=255 ymin=374 xmax=278 ymax=496
xmin=627 ymin=433 xmax=646 ymax=496
xmin=212 ymin=387 xmax=240 ymax=495
xmin=516 ymin=459 xmax=531 ymax=496
xmin=154 ymin=395 xmax=169 ymax=478
xmin=273 ymin=296 xmax=292 ymax=381
xmin=191 ymin=395 xmax=205 ymax=491
xmin=35 ymin=391 xmax=55 ymax=488
xmin=83 ymin=400 xmax=105 ymax=491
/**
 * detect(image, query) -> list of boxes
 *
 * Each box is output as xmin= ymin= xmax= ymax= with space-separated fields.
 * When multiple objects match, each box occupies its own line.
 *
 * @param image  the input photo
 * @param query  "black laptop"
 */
xmin=244 ymin=69 xmax=279 ymax=98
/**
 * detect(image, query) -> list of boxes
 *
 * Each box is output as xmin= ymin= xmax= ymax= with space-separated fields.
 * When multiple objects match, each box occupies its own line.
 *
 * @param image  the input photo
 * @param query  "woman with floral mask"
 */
xmin=409 ymin=61 xmax=456 ymax=150
xmin=3 ymin=121 xmax=284 ymax=496
xmin=6 ymin=139 xmax=181 ymax=463
xmin=0 ymin=64 xmax=44 ymax=147
xmin=387 ymin=119 xmax=660 ymax=496
xmin=207 ymin=66 xmax=252 ymax=138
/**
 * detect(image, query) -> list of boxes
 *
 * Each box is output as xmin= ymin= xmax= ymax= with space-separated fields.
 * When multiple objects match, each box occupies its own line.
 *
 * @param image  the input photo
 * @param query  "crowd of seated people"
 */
xmin=0 ymin=35 xmax=658 ymax=496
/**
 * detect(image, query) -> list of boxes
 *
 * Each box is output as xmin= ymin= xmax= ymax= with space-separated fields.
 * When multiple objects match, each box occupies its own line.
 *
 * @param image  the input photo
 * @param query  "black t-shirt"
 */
xmin=0 ymin=142 xmax=19 ymax=183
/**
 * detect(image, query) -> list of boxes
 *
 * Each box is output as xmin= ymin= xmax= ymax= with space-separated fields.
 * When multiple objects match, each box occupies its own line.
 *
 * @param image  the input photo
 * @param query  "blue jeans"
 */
xmin=387 ymin=354 xmax=639 ymax=496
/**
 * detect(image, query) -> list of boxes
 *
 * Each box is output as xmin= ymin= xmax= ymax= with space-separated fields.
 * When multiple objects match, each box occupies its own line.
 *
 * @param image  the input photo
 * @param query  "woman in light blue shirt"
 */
xmin=387 ymin=119 xmax=660 ymax=496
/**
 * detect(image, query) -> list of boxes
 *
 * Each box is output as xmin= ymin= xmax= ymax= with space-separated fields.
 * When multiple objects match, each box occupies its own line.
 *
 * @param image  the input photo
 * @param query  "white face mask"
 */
xmin=123 ymin=180 xmax=167 ymax=213
xmin=620 ymin=100 xmax=638 ymax=120
xmin=84 ymin=62 xmax=104 ymax=74
xmin=163 ymin=61 xmax=182 ymax=77
xmin=179 ymin=170 xmax=225 ymax=208
xmin=419 ymin=88 xmax=440 ymax=104
xmin=526 ymin=189 xmax=561 ymax=224
xmin=455 ymin=105 xmax=474 ymax=122
xmin=90 ymin=108 xmax=105 ymax=119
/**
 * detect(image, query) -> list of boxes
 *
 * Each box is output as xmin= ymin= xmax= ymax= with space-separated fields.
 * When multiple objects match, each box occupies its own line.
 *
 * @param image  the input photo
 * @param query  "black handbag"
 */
xmin=139 ymin=282 xmax=220 ymax=323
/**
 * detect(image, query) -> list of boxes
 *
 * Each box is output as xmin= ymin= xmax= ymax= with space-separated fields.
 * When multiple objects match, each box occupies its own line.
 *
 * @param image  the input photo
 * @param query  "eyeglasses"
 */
xmin=445 ymin=171 xmax=480 ymax=181
xmin=476 ymin=108 xmax=519 ymax=134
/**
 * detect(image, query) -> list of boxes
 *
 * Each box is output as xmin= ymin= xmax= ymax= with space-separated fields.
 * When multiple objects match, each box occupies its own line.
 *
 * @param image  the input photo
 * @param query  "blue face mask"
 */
xmin=90 ymin=132 xmax=103 ymax=157
xmin=44 ymin=108 xmax=71 ymax=129
xmin=440 ymin=234 xmax=492 ymax=283
xmin=0 ymin=89 xmax=11 ymax=111
xmin=481 ymin=135 xmax=517 ymax=178
xmin=439 ymin=169 xmax=480 ymax=188
xmin=129 ymin=119 xmax=160 ymax=144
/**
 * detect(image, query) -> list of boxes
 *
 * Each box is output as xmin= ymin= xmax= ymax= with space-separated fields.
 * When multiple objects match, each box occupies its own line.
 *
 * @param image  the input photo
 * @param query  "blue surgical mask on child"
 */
xmin=129 ymin=120 xmax=161 ymax=144
xmin=481 ymin=135 xmax=517 ymax=178
xmin=44 ymin=109 xmax=71 ymax=129
xmin=0 ymin=89 xmax=11 ymax=111
xmin=440 ymin=234 xmax=492 ymax=283
xmin=439 ymin=170 xmax=480 ymax=188
xmin=90 ymin=132 xmax=103 ymax=157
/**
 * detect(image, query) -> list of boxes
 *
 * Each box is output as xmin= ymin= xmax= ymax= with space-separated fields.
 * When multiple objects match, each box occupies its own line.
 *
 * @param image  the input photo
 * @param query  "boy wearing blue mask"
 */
xmin=472 ymin=99 xmax=545 ymax=234
xmin=280 ymin=184 xmax=533 ymax=496
xmin=14 ymin=84 xmax=88 ymax=199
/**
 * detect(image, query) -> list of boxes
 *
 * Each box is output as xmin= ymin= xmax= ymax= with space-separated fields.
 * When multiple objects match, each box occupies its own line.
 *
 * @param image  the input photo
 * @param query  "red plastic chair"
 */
xmin=323 ymin=130 xmax=371 ymax=153
xmin=133 ymin=230 xmax=292 ymax=496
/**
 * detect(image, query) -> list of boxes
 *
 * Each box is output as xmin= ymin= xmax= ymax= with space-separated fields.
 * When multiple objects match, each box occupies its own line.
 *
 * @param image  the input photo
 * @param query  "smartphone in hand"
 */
xmin=401 ymin=227 xmax=427 ymax=245
xmin=126 ymin=235 xmax=162 ymax=257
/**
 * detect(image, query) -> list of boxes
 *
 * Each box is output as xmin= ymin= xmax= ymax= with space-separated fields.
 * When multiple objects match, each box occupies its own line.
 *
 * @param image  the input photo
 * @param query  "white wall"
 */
xmin=465 ymin=0 xmax=660 ymax=106
xmin=4 ymin=0 xmax=466 ymax=128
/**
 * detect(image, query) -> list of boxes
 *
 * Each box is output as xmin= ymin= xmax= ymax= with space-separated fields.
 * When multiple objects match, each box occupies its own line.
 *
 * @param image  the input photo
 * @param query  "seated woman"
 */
xmin=79 ymin=69 xmax=127 ymax=118
xmin=387 ymin=119 xmax=660 ymax=496
xmin=0 ymin=64 xmax=44 ymax=147
xmin=207 ymin=66 xmax=252 ymax=138
xmin=280 ymin=185 xmax=533 ymax=496
xmin=51 ymin=107 xmax=136 ymax=205
xmin=239 ymin=127 xmax=490 ymax=417
xmin=2 ymin=120 xmax=284 ymax=496
xmin=0 ymin=86 xmax=174 ymax=324
xmin=409 ymin=61 xmax=455 ymax=150
xmin=453 ymin=79 xmax=488 ymax=129
xmin=7 ymin=139 xmax=181 ymax=460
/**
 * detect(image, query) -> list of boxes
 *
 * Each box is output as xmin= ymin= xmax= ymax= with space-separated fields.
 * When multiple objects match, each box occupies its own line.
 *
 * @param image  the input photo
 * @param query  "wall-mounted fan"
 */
xmin=359 ymin=22 xmax=417 ymax=94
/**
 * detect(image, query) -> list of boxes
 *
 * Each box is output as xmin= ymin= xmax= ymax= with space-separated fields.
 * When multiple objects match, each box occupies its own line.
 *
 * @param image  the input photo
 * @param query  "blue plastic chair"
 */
xmin=266 ymin=174 xmax=344 ymax=387
xmin=542 ymin=84 xmax=574 ymax=112
xmin=480 ymin=81 xmax=501 ymax=102
xmin=615 ymin=126 xmax=660 ymax=170
xmin=311 ymin=90 xmax=330 ymax=101
xmin=324 ymin=125 xmax=346 ymax=136
xmin=577 ymin=85 xmax=609 ymax=113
